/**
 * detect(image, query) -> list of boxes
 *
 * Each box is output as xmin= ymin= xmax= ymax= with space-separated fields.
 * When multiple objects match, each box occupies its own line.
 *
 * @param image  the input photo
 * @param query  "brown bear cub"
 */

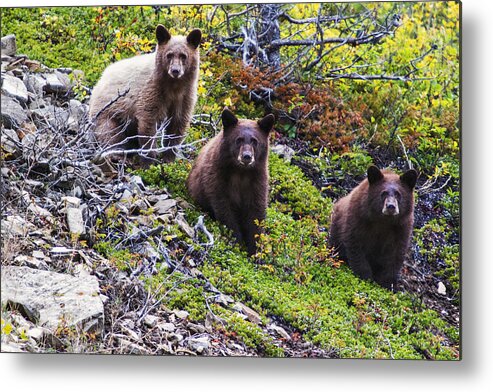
xmin=89 ymin=25 xmax=201 ymax=167
xmin=187 ymin=108 xmax=275 ymax=256
xmin=329 ymin=166 xmax=418 ymax=290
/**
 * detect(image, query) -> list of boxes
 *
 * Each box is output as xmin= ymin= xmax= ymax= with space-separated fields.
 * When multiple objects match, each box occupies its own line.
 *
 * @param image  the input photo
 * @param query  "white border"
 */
xmin=2 ymin=1 xmax=492 ymax=391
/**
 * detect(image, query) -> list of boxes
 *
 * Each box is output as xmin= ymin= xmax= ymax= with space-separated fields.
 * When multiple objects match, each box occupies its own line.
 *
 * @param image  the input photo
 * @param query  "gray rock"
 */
xmin=143 ymin=315 xmax=160 ymax=328
xmin=187 ymin=322 xmax=207 ymax=334
xmin=30 ymin=105 xmax=70 ymax=128
xmin=271 ymin=144 xmax=296 ymax=162
xmin=67 ymin=99 xmax=87 ymax=131
xmin=1 ymin=94 xmax=28 ymax=129
xmin=15 ymin=255 xmax=48 ymax=270
xmin=154 ymin=198 xmax=176 ymax=214
xmin=1 ymin=34 xmax=17 ymax=56
xmin=215 ymin=293 xmax=234 ymax=306
xmin=188 ymin=336 xmax=210 ymax=354
xmin=61 ymin=196 xmax=81 ymax=208
xmin=268 ymin=324 xmax=291 ymax=340
xmin=24 ymin=74 xmax=47 ymax=96
xmin=118 ymin=338 xmax=152 ymax=355
xmin=1 ymin=128 xmax=20 ymax=154
xmin=129 ymin=175 xmax=146 ymax=192
xmin=119 ymin=189 xmax=133 ymax=203
xmin=1 ymin=215 xmax=36 ymax=237
xmin=173 ymin=310 xmax=189 ymax=319
xmin=66 ymin=207 xmax=86 ymax=235
xmin=176 ymin=214 xmax=194 ymax=237
xmin=44 ymin=71 xmax=71 ymax=94
xmin=50 ymin=246 xmax=75 ymax=256
xmin=27 ymin=327 xmax=64 ymax=350
xmin=233 ymin=302 xmax=262 ymax=324
xmin=1 ymin=266 xmax=104 ymax=335
xmin=157 ymin=322 xmax=176 ymax=332
xmin=1 ymin=74 xmax=28 ymax=104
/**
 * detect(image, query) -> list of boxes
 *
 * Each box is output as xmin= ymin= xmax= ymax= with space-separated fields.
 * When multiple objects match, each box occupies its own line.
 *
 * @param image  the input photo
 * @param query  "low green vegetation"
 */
xmin=135 ymin=154 xmax=459 ymax=359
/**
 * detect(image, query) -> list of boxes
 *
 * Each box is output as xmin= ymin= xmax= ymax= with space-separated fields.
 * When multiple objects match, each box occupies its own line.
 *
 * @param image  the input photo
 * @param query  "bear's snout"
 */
xmin=169 ymin=67 xmax=183 ymax=79
xmin=382 ymin=196 xmax=399 ymax=216
xmin=238 ymin=145 xmax=255 ymax=166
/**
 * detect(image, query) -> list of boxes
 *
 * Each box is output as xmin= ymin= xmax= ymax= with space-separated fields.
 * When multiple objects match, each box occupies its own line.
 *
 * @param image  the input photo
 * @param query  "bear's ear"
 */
xmin=156 ymin=25 xmax=171 ymax=45
xmin=186 ymin=29 xmax=202 ymax=49
xmin=257 ymin=114 xmax=275 ymax=135
xmin=367 ymin=165 xmax=384 ymax=185
xmin=400 ymin=169 xmax=418 ymax=189
xmin=222 ymin=107 xmax=238 ymax=130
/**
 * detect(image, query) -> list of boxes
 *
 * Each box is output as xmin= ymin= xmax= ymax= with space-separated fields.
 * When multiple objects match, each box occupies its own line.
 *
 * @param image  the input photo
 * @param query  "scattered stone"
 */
xmin=157 ymin=322 xmax=176 ymax=332
xmin=1 ymin=266 xmax=104 ymax=335
xmin=61 ymin=196 xmax=81 ymax=208
xmin=143 ymin=315 xmax=160 ymax=328
xmin=271 ymin=144 xmax=296 ymax=162
xmin=176 ymin=213 xmax=194 ymax=237
xmin=187 ymin=322 xmax=207 ymax=334
xmin=188 ymin=336 xmax=210 ymax=354
xmin=129 ymin=175 xmax=146 ymax=192
xmin=2 ymin=73 xmax=28 ymax=104
xmin=1 ymin=94 xmax=28 ymax=129
xmin=73 ymin=263 xmax=91 ymax=277
xmin=50 ymin=246 xmax=75 ymax=256
xmin=1 ymin=34 xmax=17 ymax=56
xmin=66 ymin=207 xmax=86 ymax=235
xmin=1 ymin=215 xmax=35 ymax=237
xmin=27 ymin=203 xmax=54 ymax=221
xmin=30 ymin=105 xmax=70 ymax=128
xmin=27 ymin=327 xmax=64 ymax=350
xmin=215 ymin=293 xmax=235 ymax=306
xmin=233 ymin=302 xmax=262 ymax=324
xmin=1 ymin=128 xmax=20 ymax=154
xmin=268 ymin=324 xmax=291 ymax=340
xmin=24 ymin=74 xmax=47 ymax=96
xmin=437 ymin=281 xmax=447 ymax=296
xmin=154 ymin=198 xmax=177 ymax=214
xmin=119 ymin=189 xmax=133 ymax=203
xmin=173 ymin=310 xmax=189 ymax=320
xmin=44 ymin=71 xmax=71 ymax=94
xmin=118 ymin=338 xmax=152 ymax=355
xmin=32 ymin=250 xmax=46 ymax=259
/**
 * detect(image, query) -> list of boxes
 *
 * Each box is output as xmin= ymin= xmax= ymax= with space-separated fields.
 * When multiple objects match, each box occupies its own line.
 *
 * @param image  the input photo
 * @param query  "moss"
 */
xmin=94 ymin=241 xmax=140 ymax=272
xmin=269 ymin=153 xmax=332 ymax=220
xmin=133 ymin=148 xmax=460 ymax=359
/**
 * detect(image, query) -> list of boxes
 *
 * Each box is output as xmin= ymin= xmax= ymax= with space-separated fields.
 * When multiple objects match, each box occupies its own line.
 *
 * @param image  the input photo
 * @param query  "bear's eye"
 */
xmin=251 ymin=138 xmax=258 ymax=147
xmin=166 ymin=53 xmax=173 ymax=60
xmin=236 ymin=137 xmax=244 ymax=146
xmin=395 ymin=191 xmax=401 ymax=201
xmin=381 ymin=191 xmax=388 ymax=199
xmin=179 ymin=53 xmax=187 ymax=61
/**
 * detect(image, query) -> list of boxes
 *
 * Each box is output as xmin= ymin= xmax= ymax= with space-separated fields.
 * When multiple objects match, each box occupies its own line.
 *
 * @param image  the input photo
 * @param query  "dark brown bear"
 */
xmin=89 ymin=25 xmax=201 ymax=167
xmin=186 ymin=108 xmax=275 ymax=256
xmin=329 ymin=166 xmax=418 ymax=290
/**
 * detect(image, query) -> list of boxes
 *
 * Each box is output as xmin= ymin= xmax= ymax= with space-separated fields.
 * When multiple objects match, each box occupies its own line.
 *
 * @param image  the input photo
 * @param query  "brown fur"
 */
xmin=329 ymin=166 xmax=418 ymax=290
xmin=88 ymin=25 xmax=201 ymax=167
xmin=187 ymin=108 xmax=275 ymax=256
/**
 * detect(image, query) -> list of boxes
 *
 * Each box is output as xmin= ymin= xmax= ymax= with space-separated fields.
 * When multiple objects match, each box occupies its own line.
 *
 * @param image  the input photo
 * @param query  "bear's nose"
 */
xmin=171 ymin=68 xmax=180 ymax=77
xmin=242 ymin=152 xmax=252 ymax=162
xmin=386 ymin=203 xmax=396 ymax=211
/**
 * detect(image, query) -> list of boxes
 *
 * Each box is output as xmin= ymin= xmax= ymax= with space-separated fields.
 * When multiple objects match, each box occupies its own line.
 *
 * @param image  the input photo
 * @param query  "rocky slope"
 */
xmin=0 ymin=34 xmax=334 ymax=357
